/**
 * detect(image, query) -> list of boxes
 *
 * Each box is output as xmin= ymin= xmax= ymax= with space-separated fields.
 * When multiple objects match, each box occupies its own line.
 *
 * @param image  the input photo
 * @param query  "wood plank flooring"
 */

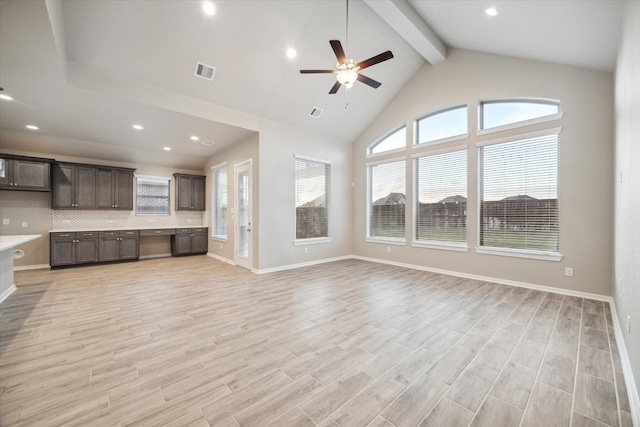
xmin=0 ymin=257 xmax=633 ymax=427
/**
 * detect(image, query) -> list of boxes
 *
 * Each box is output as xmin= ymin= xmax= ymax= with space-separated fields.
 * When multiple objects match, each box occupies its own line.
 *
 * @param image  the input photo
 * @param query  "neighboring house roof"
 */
xmin=501 ymin=195 xmax=538 ymax=202
xmin=438 ymin=195 xmax=467 ymax=204
xmin=373 ymin=192 xmax=406 ymax=205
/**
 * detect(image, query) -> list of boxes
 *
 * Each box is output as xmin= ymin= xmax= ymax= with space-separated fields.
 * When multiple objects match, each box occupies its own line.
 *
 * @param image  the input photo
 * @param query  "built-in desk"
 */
xmin=49 ymin=227 xmax=207 ymax=268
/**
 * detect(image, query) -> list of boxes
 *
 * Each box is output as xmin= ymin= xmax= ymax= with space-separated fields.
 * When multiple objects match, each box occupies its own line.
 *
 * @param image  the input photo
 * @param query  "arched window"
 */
xmin=416 ymin=105 xmax=467 ymax=145
xmin=368 ymin=126 xmax=406 ymax=155
xmin=480 ymin=99 xmax=560 ymax=130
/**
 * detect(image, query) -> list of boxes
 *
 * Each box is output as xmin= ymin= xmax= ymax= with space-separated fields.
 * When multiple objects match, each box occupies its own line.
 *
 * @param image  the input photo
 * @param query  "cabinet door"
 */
xmin=13 ymin=159 xmax=50 ymax=191
xmin=76 ymin=166 xmax=96 ymax=209
xmin=52 ymin=164 xmax=74 ymax=208
xmin=114 ymin=170 xmax=133 ymax=210
xmin=193 ymin=234 xmax=208 ymax=254
xmin=191 ymin=176 xmax=206 ymax=211
xmin=99 ymin=234 xmax=120 ymax=262
xmin=96 ymin=168 xmax=114 ymax=209
xmin=50 ymin=238 xmax=76 ymax=266
xmin=176 ymin=175 xmax=193 ymax=210
xmin=120 ymin=236 xmax=139 ymax=260
xmin=173 ymin=234 xmax=193 ymax=255
xmin=0 ymin=158 xmax=12 ymax=188
xmin=76 ymin=237 xmax=98 ymax=264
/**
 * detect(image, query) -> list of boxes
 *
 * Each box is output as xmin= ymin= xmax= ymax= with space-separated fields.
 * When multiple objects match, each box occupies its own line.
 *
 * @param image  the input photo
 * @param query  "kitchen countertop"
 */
xmin=0 ymin=234 xmax=42 ymax=252
xmin=49 ymin=225 xmax=207 ymax=233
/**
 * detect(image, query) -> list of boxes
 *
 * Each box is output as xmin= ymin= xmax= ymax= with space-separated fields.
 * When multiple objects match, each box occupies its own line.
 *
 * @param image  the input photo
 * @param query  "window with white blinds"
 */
xmin=212 ymin=163 xmax=227 ymax=238
xmin=416 ymin=105 xmax=468 ymax=145
xmin=368 ymin=159 xmax=406 ymax=240
xmin=414 ymin=149 xmax=467 ymax=245
xmin=295 ymin=156 xmax=330 ymax=240
xmin=478 ymin=131 xmax=559 ymax=252
xmin=368 ymin=126 xmax=406 ymax=155
xmin=135 ymin=176 xmax=170 ymax=215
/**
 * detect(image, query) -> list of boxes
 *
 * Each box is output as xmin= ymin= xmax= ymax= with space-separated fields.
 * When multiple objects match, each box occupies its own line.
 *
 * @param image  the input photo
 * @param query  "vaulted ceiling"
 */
xmin=0 ymin=0 xmax=624 ymax=170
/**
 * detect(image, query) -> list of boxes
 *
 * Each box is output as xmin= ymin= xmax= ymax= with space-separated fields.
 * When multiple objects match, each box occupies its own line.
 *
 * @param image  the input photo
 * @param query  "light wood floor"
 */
xmin=0 ymin=257 xmax=633 ymax=427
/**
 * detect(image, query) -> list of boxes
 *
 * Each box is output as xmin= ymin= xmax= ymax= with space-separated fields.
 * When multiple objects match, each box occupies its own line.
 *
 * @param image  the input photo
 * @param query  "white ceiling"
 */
xmin=0 ymin=0 xmax=624 ymax=171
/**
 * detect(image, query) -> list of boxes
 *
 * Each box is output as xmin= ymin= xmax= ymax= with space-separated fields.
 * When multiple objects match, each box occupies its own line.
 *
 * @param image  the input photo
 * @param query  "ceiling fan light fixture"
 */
xmin=336 ymin=61 xmax=358 ymax=87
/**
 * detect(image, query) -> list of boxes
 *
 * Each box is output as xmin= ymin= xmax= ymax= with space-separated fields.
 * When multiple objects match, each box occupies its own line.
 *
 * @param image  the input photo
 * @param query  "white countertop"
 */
xmin=49 ymin=225 xmax=206 ymax=233
xmin=0 ymin=234 xmax=42 ymax=252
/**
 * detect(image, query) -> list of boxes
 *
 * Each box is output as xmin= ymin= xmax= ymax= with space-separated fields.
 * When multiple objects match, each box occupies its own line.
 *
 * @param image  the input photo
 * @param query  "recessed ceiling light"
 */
xmin=25 ymin=125 xmax=39 ymax=130
xmin=485 ymin=8 xmax=497 ymax=16
xmin=286 ymin=48 xmax=297 ymax=59
xmin=0 ymin=94 xmax=13 ymax=101
xmin=190 ymin=135 xmax=200 ymax=141
xmin=132 ymin=124 xmax=144 ymax=130
xmin=163 ymin=147 xmax=172 ymax=151
xmin=203 ymin=1 xmax=215 ymax=16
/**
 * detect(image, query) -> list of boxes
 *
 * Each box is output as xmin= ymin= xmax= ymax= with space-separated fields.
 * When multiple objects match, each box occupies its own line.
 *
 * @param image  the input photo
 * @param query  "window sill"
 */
xmin=294 ymin=237 xmax=332 ymax=246
xmin=366 ymin=237 xmax=406 ymax=246
xmin=211 ymin=235 xmax=227 ymax=242
xmin=475 ymin=246 xmax=563 ymax=261
xmin=412 ymin=241 xmax=469 ymax=252
xmin=476 ymin=112 xmax=564 ymax=136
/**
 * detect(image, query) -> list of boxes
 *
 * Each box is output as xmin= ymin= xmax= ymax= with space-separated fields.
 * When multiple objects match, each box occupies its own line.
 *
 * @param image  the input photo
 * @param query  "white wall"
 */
xmin=614 ymin=0 xmax=640 ymax=410
xmin=257 ymin=119 xmax=352 ymax=271
xmin=352 ymin=48 xmax=614 ymax=296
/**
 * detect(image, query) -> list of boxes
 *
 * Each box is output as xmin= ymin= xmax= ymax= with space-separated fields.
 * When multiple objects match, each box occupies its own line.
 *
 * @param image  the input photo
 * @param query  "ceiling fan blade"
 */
xmin=300 ymin=69 xmax=335 ymax=74
xmin=330 ymin=40 xmax=347 ymax=64
xmin=357 ymin=74 xmax=382 ymax=89
xmin=356 ymin=51 xmax=394 ymax=70
xmin=329 ymin=80 xmax=342 ymax=94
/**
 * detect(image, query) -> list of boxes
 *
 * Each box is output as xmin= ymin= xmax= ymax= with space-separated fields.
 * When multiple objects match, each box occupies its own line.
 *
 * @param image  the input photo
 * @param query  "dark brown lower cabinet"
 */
xmin=98 ymin=231 xmax=139 ymax=262
xmin=50 ymin=232 xmax=99 ymax=267
xmin=171 ymin=228 xmax=208 ymax=256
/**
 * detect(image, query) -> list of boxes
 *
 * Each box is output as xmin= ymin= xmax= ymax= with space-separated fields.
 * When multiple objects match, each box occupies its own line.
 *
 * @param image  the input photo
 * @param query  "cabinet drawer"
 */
xmin=176 ymin=228 xmax=207 ymax=235
xmin=51 ymin=232 xmax=76 ymax=239
xmin=77 ymin=231 xmax=98 ymax=238
xmin=139 ymin=228 xmax=175 ymax=236
xmin=99 ymin=231 xmax=119 ymax=237
xmin=120 ymin=230 xmax=139 ymax=237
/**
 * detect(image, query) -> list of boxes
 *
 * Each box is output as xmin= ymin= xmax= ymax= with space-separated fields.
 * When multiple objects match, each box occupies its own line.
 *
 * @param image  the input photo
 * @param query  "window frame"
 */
xmin=414 ymin=105 xmax=469 ymax=147
xmin=366 ymin=156 xmax=407 ymax=244
xmin=411 ymin=145 xmax=469 ymax=252
xmin=477 ymin=98 xmax=563 ymax=135
xmin=211 ymin=162 xmax=228 ymax=241
xmin=135 ymin=175 xmax=171 ymax=216
xmin=476 ymin=127 xmax=563 ymax=261
xmin=366 ymin=125 xmax=407 ymax=158
xmin=293 ymin=154 xmax=332 ymax=245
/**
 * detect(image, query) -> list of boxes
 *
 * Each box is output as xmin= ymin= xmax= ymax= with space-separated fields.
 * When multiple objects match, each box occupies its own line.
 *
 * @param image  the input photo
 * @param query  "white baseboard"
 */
xmin=252 ymin=255 xmax=352 ymax=274
xmin=610 ymin=302 xmax=640 ymax=426
xmin=206 ymin=252 xmax=236 ymax=265
xmin=14 ymin=264 xmax=49 ymax=271
xmin=351 ymin=255 xmax=610 ymax=301
xmin=0 ymin=285 xmax=16 ymax=304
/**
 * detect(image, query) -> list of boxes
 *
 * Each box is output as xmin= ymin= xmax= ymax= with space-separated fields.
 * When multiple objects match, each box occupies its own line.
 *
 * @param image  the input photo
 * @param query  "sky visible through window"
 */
xmin=482 ymin=101 xmax=558 ymax=129
xmin=417 ymin=106 xmax=467 ymax=144
xmin=370 ymin=127 xmax=406 ymax=154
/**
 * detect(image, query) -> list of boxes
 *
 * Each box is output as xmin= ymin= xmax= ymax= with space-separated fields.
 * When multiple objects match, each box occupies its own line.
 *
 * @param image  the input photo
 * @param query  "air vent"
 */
xmin=194 ymin=62 xmax=216 ymax=80
xmin=309 ymin=107 xmax=323 ymax=118
xmin=201 ymin=140 xmax=215 ymax=146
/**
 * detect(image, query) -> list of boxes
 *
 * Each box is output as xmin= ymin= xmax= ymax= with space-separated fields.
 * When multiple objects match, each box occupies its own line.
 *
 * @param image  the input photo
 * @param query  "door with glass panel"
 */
xmin=235 ymin=160 xmax=252 ymax=269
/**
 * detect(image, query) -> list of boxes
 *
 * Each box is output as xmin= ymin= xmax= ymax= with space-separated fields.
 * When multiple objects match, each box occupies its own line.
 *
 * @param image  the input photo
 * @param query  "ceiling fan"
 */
xmin=300 ymin=0 xmax=394 ymax=94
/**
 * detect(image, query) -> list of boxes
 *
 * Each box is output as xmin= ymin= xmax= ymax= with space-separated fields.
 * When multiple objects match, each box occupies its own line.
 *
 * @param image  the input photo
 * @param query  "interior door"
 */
xmin=235 ymin=160 xmax=252 ymax=269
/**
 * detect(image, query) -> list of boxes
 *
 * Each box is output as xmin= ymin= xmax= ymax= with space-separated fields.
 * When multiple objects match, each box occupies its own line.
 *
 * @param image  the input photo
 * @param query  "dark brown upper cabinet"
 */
xmin=174 ymin=173 xmax=206 ymax=211
xmin=0 ymin=154 xmax=52 ymax=191
xmin=96 ymin=168 xmax=134 ymax=210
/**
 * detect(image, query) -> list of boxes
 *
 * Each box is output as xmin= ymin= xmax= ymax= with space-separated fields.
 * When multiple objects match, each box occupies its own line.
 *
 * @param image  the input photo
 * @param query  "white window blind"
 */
xmin=212 ymin=164 xmax=227 ymax=237
xmin=415 ymin=149 xmax=467 ymax=244
xmin=479 ymin=133 xmax=559 ymax=252
xmin=295 ymin=157 xmax=330 ymax=239
xmin=416 ymin=106 xmax=467 ymax=145
xmin=136 ymin=176 xmax=170 ymax=215
xmin=369 ymin=126 xmax=406 ymax=155
xmin=368 ymin=159 xmax=406 ymax=239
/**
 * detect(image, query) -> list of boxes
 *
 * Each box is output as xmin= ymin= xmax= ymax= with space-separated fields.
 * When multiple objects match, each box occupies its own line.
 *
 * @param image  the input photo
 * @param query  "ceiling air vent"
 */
xmin=309 ymin=107 xmax=323 ymax=118
xmin=201 ymin=140 xmax=215 ymax=146
xmin=194 ymin=62 xmax=216 ymax=80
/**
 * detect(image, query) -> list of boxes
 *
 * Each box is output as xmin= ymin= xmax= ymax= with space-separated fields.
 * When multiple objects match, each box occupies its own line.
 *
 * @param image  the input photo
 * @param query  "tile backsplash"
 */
xmin=52 ymin=210 xmax=204 ymax=230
